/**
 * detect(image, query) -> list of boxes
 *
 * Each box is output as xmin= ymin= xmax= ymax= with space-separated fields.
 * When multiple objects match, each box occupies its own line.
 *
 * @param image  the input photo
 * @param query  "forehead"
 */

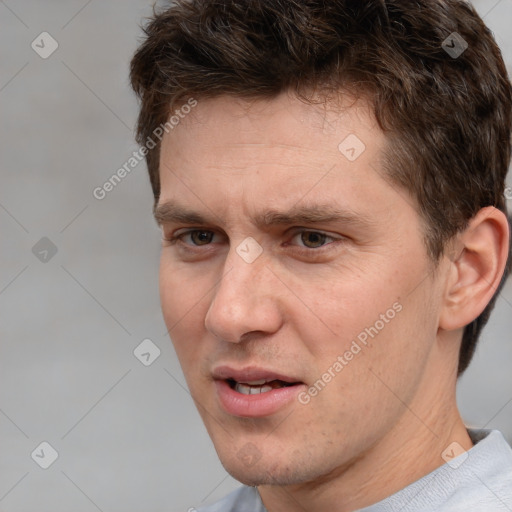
xmin=157 ymin=92 xmax=401 ymax=227
xmin=163 ymin=92 xmax=380 ymax=158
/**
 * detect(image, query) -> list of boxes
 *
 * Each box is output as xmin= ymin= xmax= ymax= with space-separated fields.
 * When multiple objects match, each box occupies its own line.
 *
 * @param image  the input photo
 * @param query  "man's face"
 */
xmin=157 ymin=93 xmax=446 ymax=486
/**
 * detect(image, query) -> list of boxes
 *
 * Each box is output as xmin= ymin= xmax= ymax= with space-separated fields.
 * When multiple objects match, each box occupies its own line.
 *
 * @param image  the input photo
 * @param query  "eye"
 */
xmin=187 ymin=230 xmax=215 ymax=246
xmin=298 ymin=231 xmax=328 ymax=248
xmin=164 ymin=229 xmax=219 ymax=246
xmin=290 ymin=230 xmax=339 ymax=249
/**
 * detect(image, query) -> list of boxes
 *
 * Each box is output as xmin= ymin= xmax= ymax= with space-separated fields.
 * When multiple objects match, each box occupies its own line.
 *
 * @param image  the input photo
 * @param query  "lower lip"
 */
xmin=215 ymin=380 xmax=305 ymax=418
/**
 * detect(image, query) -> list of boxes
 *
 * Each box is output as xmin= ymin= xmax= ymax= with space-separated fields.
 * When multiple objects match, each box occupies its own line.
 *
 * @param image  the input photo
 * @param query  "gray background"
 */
xmin=0 ymin=1 xmax=511 ymax=511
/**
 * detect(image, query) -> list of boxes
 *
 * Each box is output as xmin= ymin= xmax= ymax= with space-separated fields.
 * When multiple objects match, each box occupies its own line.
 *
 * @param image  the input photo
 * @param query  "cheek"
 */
xmin=159 ymin=257 xmax=209 ymax=360
xmin=159 ymin=258 xmax=182 ymax=324
xmin=326 ymin=282 xmax=438 ymax=408
xmin=288 ymin=254 xmax=437 ymax=391
xmin=159 ymin=253 xmax=210 ymax=317
xmin=293 ymin=302 xmax=431 ymax=439
xmin=284 ymin=265 xmax=402 ymax=359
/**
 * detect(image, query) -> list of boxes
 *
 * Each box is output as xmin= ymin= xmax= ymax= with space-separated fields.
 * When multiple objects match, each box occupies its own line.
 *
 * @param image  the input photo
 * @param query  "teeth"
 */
xmin=244 ymin=379 xmax=267 ymax=385
xmin=235 ymin=383 xmax=273 ymax=395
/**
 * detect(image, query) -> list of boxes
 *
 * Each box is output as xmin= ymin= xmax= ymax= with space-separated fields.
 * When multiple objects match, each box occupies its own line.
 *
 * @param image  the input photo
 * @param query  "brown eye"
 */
xmin=300 ymin=231 xmax=328 ymax=248
xmin=190 ymin=230 xmax=214 ymax=245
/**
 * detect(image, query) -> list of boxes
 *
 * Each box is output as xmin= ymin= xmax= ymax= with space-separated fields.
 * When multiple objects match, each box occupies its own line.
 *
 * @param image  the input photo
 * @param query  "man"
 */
xmin=130 ymin=0 xmax=512 ymax=510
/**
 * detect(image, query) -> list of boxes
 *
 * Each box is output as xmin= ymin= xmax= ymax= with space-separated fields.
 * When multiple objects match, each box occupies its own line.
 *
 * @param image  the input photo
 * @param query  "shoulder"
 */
xmin=361 ymin=430 xmax=512 ymax=512
xmin=440 ymin=429 xmax=512 ymax=511
xmin=194 ymin=486 xmax=266 ymax=512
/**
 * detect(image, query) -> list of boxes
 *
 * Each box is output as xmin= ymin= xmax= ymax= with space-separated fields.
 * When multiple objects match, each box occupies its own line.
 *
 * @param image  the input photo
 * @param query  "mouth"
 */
xmin=226 ymin=378 xmax=296 ymax=395
xmin=212 ymin=366 xmax=305 ymax=417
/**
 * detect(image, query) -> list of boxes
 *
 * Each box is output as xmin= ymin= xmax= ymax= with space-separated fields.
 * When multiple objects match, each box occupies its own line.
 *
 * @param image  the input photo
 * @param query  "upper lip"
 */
xmin=212 ymin=365 xmax=302 ymax=384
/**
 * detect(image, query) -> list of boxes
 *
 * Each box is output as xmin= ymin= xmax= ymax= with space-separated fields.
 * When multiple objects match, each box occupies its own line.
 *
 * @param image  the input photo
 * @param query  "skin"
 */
xmin=156 ymin=92 xmax=509 ymax=512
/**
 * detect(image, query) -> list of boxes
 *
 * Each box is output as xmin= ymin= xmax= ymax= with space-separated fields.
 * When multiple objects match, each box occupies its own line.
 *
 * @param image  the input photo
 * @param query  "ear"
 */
xmin=439 ymin=206 xmax=510 ymax=331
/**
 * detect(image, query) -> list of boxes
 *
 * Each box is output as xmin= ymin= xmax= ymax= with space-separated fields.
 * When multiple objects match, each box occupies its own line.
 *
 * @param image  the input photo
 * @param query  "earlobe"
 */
xmin=439 ymin=207 xmax=510 ymax=332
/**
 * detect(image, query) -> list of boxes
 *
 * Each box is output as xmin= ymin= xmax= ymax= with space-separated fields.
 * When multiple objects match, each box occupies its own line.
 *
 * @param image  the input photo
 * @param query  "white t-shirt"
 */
xmin=195 ymin=430 xmax=512 ymax=511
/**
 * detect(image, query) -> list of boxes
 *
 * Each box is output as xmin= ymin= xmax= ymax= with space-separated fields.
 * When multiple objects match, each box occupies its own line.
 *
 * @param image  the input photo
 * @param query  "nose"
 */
xmin=204 ymin=246 xmax=283 ymax=343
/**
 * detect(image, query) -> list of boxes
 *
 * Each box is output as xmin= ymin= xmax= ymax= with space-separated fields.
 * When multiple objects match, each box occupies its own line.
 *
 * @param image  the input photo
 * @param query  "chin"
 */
xmin=224 ymin=465 xmax=304 ymax=487
xmin=219 ymin=450 xmax=322 ymax=487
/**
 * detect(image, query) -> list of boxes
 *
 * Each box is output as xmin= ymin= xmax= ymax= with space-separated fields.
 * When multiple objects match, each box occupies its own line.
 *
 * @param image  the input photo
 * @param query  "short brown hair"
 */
xmin=130 ymin=0 xmax=512 ymax=374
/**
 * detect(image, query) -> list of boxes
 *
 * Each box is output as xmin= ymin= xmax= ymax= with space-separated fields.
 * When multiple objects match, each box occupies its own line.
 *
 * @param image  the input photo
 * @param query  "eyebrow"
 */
xmin=154 ymin=201 xmax=375 ymax=231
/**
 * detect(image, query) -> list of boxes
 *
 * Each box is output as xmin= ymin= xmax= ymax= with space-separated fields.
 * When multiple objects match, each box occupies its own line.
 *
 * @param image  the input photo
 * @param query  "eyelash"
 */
xmin=162 ymin=229 xmax=343 ymax=254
